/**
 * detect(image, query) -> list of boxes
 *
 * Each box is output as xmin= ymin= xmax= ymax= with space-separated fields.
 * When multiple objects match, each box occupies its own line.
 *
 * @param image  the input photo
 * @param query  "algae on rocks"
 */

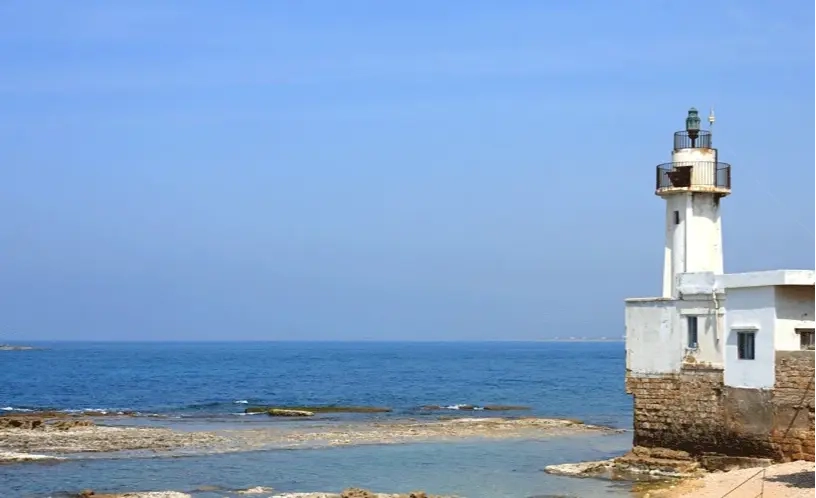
xmin=267 ymin=409 xmax=314 ymax=417
xmin=244 ymin=405 xmax=393 ymax=415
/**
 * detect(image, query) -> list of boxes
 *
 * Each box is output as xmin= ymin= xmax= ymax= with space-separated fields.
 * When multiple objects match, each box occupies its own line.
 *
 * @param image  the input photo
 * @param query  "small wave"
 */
xmin=182 ymin=400 xmax=259 ymax=410
xmin=420 ymin=404 xmax=531 ymax=412
xmin=2 ymin=406 xmax=143 ymax=416
xmin=61 ymin=408 xmax=119 ymax=415
xmin=1 ymin=406 xmax=34 ymax=412
xmin=446 ymin=404 xmax=484 ymax=411
xmin=421 ymin=404 xmax=485 ymax=411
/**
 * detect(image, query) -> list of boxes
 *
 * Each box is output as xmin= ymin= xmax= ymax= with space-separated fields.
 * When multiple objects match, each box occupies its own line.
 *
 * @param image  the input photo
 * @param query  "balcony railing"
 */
xmin=656 ymin=161 xmax=731 ymax=191
xmin=674 ymin=130 xmax=712 ymax=150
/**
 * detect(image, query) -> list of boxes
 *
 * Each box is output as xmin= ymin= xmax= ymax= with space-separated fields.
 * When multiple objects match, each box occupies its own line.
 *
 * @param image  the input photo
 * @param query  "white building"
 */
xmin=625 ymin=108 xmax=815 ymax=390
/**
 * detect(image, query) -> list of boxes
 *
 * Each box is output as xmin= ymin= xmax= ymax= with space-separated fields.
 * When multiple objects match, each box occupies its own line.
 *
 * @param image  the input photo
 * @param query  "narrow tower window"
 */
xmin=674 ymin=211 xmax=680 ymax=225
xmin=687 ymin=316 xmax=698 ymax=348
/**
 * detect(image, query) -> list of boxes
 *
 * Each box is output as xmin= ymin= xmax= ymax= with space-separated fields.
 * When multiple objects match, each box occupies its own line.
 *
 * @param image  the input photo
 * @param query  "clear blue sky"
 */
xmin=0 ymin=1 xmax=813 ymax=341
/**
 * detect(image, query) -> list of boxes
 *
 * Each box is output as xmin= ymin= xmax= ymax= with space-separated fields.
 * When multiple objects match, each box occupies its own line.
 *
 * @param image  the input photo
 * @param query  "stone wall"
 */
xmin=626 ymin=351 xmax=815 ymax=462
xmin=770 ymin=351 xmax=815 ymax=461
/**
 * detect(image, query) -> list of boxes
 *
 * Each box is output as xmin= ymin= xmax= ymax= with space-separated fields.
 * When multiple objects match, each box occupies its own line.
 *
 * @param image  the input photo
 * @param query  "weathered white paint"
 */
xmin=774 ymin=285 xmax=816 ymax=350
xmin=672 ymin=147 xmax=716 ymax=167
xmin=723 ymin=286 xmax=776 ymax=389
xmin=721 ymin=270 xmax=815 ymax=289
xmin=688 ymin=194 xmax=723 ymax=273
xmin=677 ymin=271 xmax=719 ymax=295
xmin=676 ymin=299 xmax=724 ymax=366
xmin=659 ymin=147 xmax=725 ymax=298
xmin=627 ymin=116 xmax=814 ymax=391
xmin=678 ymin=270 xmax=816 ymax=294
xmin=673 ymin=148 xmax=721 ymax=189
xmin=625 ymin=298 xmax=682 ymax=373
xmin=662 ymin=194 xmax=686 ymax=297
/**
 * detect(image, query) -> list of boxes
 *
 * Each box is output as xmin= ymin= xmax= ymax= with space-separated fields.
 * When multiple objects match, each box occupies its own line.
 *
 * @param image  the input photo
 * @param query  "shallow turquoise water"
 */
xmin=3 ymin=434 xmax=634 ymax=497
xmin=0 ymin=342 xmax=634 ymax=497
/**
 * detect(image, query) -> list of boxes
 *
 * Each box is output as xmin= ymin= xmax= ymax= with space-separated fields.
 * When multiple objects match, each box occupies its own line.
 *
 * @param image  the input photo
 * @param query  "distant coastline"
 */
xmin=535 ymin=338 xmax=624 ymax=343
xmin=0 ymin=344 xmax=40 ymax=351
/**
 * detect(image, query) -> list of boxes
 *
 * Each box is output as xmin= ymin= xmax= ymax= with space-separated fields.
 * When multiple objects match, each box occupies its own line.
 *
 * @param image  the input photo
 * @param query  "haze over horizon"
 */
xmin=1 ymin=1 xmax=813 ymax=341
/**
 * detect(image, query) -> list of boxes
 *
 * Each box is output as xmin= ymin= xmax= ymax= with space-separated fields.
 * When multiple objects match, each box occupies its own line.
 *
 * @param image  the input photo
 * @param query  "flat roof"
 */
xmin=721 ymin=270 xmax=815 ymax=289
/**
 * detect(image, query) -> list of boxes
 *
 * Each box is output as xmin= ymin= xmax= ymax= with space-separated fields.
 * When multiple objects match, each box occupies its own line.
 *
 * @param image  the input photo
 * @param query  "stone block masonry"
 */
xmin=626 ymin=351 xmax=814 ymax=462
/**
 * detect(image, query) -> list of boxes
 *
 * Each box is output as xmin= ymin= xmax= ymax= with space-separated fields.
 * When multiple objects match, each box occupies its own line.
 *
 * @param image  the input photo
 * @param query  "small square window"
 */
xmin=687 ymin=316 xmax=698 ymax=349
xmin=737 ymin=331 xmax=756 ymax=360
xmin=797 ymin=329 xmax=815 ymax=351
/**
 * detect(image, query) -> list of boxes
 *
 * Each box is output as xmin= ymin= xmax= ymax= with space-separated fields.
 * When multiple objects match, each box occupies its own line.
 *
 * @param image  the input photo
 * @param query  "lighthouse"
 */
xmin=656 ymin=108 xmax=731 ymax=297
xmin=624 ymin=107 xmax=814 ymax=464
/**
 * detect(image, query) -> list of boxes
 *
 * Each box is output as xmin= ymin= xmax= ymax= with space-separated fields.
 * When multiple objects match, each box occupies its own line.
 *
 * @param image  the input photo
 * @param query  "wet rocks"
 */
xmin=697 ymin=453 xmax=773 ymax=472
xmin=0 ymin=417 xmax=46 ymax=430
xmin=75 ymin=491 xmax=191 ymax=498
xmin=51 ymin=419 xmax=96 ymax=430
xmin=340 ymin=490 xmax=443 ymax=498
xmin=613 ymin=448 xmax=701 ymax=478
xmin=3 ymin=415 xmax=612 ymax=460
xmin=1 ymin=425 xmax=225 ymax=454
xmin=482 ymin=405 xmax=531 ymax=411
xmin=266 ymin=408 xmax=314 ymax=417
xmin=543 ymin=446 xmax=771 ymax=483
xmin=267 ymin=409 xmax=314 ymax=417
xmin=245 ymin=406 xmax=393 ymax=415
xmin=0 ymin=451 xmax=65 ymax=463
xmin=75 ymin=489 xmax=450 ymax=498
xmin=544 ymin=446 xmax=704 ymax=481
xmin=340 ymin=489 xmax=378 ymax=498
xmin=544 ymin=460 xmax=616 ymax=478
xmin=236 ymin=486 xmax=276 ymax=494
xmin=0 ymin=413 xmax=96 ymax=430
xmin=268 ymin=490 xmax=449 ymax=498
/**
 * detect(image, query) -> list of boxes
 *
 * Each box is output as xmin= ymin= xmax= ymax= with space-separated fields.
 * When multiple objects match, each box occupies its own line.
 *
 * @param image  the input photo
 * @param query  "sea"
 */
xmin=0 ymin=341 xmax=635 ymax=498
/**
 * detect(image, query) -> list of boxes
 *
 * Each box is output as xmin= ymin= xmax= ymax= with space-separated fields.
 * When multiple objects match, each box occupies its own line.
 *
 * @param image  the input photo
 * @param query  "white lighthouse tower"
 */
xmin=657 ymin=108 xmax=731 ymax=297
xmin=625 ymin=107 xmax=814 ymax=464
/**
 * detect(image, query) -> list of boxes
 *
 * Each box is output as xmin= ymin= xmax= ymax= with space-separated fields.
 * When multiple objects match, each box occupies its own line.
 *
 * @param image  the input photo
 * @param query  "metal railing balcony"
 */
xmin=656 ymin=161 xmax=731 ymax=192
xmin=674 ymin=130 xmax=712 ymax=150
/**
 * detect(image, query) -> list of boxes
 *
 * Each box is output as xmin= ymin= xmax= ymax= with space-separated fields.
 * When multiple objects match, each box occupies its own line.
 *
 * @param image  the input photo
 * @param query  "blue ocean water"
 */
xmin=0 ymin=341 xmax=634 ymax=497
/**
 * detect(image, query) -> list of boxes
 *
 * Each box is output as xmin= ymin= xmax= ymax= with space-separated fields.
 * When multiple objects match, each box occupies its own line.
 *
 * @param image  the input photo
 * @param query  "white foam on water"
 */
xmin=0 ymin=451 xmax=65 ymax=462
xmin=1 ymin=406 xmax=34 ymax=412
xmin=444 ymin=404 xmax=484 ymax=410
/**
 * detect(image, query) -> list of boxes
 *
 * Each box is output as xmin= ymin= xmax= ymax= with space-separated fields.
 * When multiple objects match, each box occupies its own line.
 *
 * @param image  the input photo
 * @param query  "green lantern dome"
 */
xmin=685 ymin=108 xmax=701 ymax=132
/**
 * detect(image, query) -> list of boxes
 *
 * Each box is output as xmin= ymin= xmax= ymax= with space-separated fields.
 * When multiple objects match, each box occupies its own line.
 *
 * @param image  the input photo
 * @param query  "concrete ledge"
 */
xmin=721 ymin=270 xmax=815 ymax=289
xmin=625 ymin=297 xmax=675 ymax=304
xmin=678 ymin=271 xmax=815 ymax=295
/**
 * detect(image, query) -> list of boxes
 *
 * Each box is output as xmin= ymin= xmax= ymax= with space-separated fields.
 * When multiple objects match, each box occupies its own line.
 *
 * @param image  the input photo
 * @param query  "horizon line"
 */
xmin=4 ymin=338 xmax=625 ymax=344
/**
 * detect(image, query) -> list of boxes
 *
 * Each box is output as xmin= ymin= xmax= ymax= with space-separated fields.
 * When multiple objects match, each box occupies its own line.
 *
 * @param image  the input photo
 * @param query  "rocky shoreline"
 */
xmin=545 ymin=446 xmax=706 ymax=481
xmin=0 ymin=411 xmax=620 ymax=461
xmin=543 ymin=444 xmax=793 ymax=496
xmin=544 ymin=445 xmax=781 ymax=481
xmin=71 ymin=488 xmax=453 ymax=498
